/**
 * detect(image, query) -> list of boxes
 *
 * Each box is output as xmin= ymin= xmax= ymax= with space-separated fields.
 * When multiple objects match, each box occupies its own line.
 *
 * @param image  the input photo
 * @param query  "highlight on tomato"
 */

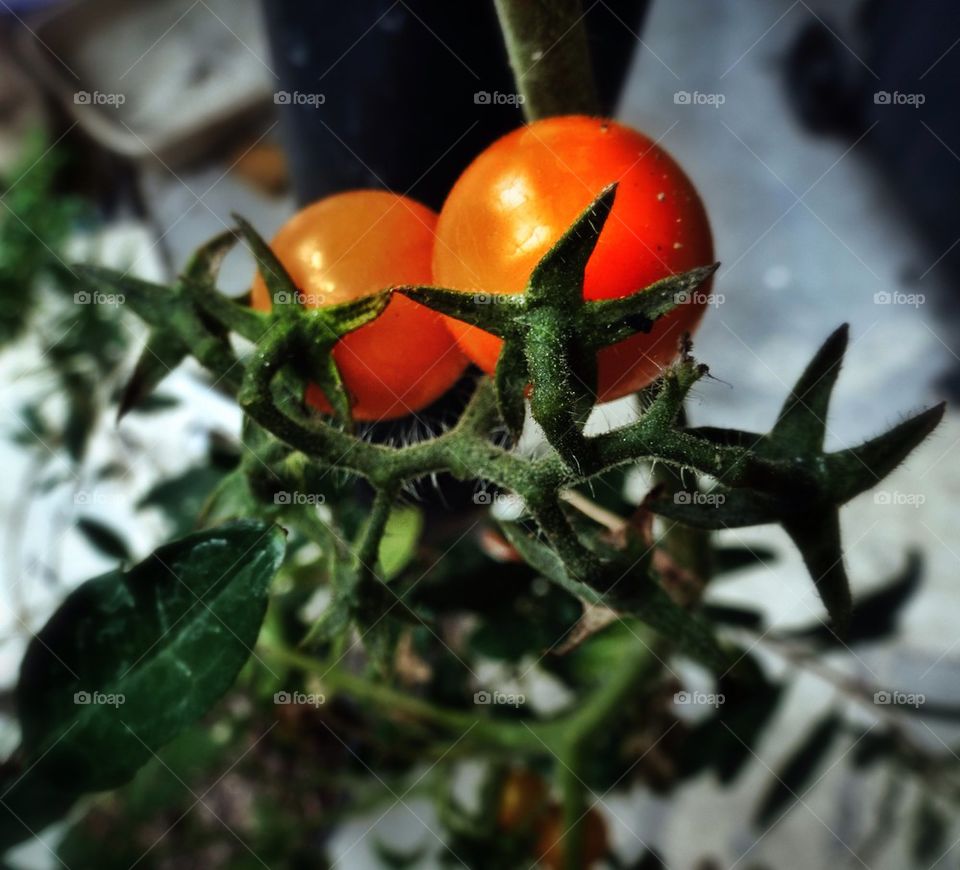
xmin=432 ymin=115 xmax=715 ymax=403
xmin=250 ymin=190 xmax=468 ymax=421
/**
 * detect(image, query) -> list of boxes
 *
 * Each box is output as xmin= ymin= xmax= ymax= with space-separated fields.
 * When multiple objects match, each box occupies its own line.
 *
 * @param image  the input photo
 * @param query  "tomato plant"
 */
xmin=433 ymin=115 xmax=714 ymax=402
xmin=251 ymin=190 xmax=467 ymax=421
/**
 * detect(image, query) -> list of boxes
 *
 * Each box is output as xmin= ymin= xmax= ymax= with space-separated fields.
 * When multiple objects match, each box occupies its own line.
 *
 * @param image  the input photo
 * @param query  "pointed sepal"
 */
xmin=527 ymin=184 xmax=616 ymax=308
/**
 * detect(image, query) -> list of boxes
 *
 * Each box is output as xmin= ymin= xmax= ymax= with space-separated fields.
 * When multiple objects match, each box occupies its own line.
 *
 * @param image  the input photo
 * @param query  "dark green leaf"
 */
xmin=17 ymin=520 xmax=285 ymax=791
xmin=769 ymin=324 xmax=848 ymax=452
xmin=232 ymin=214 xmax=299 ymax=307
xmin=527 ymin=184 xmax=615 ymax=307
xmin=753 ymin=712 xmax=842 ymax=829
xmin=580 ymin=264 xmax=719 ymax=348
xmin=396 ymin=285 xmax=521 ymax=337
xmin=117 ymin=329 xmax=186 ymax=421
xmin=783 ymin=509 xmax=851 ymax=634
xmin=826 ymin=403 xmax=945 ymax=503
xmin=75 ymin=517 xmax=131 ymax=561
xmin=911 ymin=795 xmax=948 ymax=865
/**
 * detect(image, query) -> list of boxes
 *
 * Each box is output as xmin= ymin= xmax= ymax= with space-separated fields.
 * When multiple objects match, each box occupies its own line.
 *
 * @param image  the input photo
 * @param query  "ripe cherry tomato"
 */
xmin=251 ymin=190 xmax=467 ymax=421
xmin=432 ymin=116 xmax=714 ymax=402
xmin=534 ymin=803 xmax=608 ymax=870
xmin=497 ymin=768 xmax=548 ymax=831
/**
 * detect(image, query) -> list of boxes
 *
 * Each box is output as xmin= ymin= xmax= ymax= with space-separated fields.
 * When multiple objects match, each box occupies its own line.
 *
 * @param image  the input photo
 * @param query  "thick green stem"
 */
xmin=493 ymin=0 xmax=599 ymax=120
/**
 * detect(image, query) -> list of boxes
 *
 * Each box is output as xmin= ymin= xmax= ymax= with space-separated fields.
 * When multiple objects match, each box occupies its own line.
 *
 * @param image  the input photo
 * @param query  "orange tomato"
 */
xmin=250 ymin=190 xmax=467 ymax=421
xmin=535 ymin=803 xmax=608 ymax=869
xmin=432 ymin=116 xmax=714 ymax=402
xmin=497 ymin=768 xmax=548 ymax=831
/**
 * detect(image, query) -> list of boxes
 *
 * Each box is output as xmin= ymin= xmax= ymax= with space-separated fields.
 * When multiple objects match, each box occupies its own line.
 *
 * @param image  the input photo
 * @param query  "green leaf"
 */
xmin=232 ymin=214 xmax=299 ymax=308
xmin=16 ymin=520 xmax=285 ymax=791
xmin=753 ymin=712 xmax=842 ymax=829
xmin=378 ymin=505 xmax=423 ymax=582
xmin=395 ymin=284 xmax=521 ymax=336
xmin=825 ymin=403 xmax=945 ymax=503
xmin=580 ymin=264 xmax=718 ymax=348
xmin=181 ymin=228 xmax=238 ymax=286
xmin=75 ymin=517 xmax=131 ymax=561
xmin=783 ymin=509 xmax=851 ymax=634
xmin=527 ymin=184 xmax=616 ymax=307
xmin=117 ymin=328 xmax=186 ymax=421
xmin=769 ymin=324 xmax=848 ymax=451
xmin=782 ymin=551 xmax=921 ymax=647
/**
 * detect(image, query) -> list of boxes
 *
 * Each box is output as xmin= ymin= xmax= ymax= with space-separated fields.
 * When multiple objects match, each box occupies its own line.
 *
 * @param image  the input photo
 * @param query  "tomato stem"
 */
xmin=493 ymin=0 xmax=600 ymax=120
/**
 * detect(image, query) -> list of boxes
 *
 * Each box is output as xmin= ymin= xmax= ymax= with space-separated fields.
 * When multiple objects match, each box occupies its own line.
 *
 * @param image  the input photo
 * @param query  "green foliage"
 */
xmin=9 ymin=521 xmax=283 ymax=825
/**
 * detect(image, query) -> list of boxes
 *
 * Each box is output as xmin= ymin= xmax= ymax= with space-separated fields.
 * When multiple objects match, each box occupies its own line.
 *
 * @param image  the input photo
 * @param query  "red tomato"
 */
xmin=250 ymin=190 xmax=467 ymax=421
xmin=432 ymin=116 xmax=714 ymax=402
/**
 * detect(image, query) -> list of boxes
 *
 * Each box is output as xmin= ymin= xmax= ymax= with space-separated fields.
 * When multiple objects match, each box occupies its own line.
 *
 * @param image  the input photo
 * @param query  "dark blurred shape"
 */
xmin=261 ymin=0 xmax=648 ymax=210
xmin=784 ymin=0 xmax=960 ymax=395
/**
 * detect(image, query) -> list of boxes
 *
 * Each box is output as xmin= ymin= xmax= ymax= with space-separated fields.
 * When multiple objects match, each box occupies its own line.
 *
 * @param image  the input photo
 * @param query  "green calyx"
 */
xmin=74 ymin=187 xmax=943 ymax=663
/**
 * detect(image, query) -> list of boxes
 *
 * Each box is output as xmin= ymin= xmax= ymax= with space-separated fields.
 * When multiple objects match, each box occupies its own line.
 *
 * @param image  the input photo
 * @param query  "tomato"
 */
xmin=250 ymin=190 xmax=467 ymax=421
xmin=432 ymin=115 xmax=714 ymax=403
xmin=534 ymin=803 xmax=608 ymax=869
xmin=497 ymin=768 xmax=548 ymax=831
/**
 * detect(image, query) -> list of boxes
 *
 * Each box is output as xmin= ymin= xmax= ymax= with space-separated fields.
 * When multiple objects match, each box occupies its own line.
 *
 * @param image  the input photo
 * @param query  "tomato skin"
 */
xmin=250 ymin=190 xmax=467 ymax=421
xmin=534 ymin=804 xmax=608 ymax=869
xmin=432 ymin=116 xmax=714 ymax=402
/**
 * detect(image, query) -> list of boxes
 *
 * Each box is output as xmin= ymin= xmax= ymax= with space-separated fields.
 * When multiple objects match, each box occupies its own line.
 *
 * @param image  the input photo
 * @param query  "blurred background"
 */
xmin=0 ymin=0 xmax=958 ymax=867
